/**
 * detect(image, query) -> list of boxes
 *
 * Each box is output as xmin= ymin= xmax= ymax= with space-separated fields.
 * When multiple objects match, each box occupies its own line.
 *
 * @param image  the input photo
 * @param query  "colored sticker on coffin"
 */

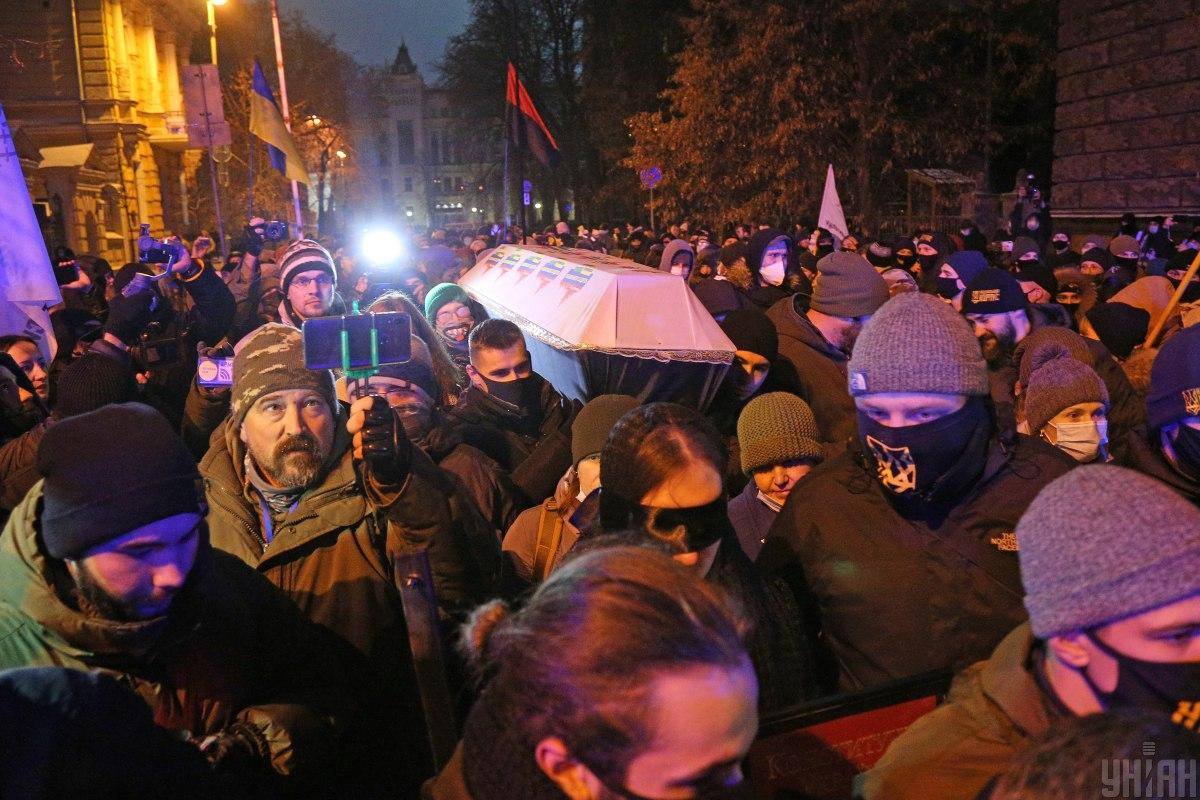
xmin=517 ymin=254 xmax=541 ymax=274
xmin=563 ymin=265 xmax=593 ymax=289
xmin=539 ymin=259 xmax=566 ymax=279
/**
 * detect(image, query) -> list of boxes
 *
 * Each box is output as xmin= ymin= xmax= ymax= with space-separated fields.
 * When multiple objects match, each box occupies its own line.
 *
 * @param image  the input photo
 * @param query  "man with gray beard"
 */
xmin=199 ymin=323 xmax=499 ymax=794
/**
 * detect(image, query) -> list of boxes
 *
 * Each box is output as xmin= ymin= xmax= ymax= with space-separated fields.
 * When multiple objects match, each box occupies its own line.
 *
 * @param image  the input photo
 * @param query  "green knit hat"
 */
xmin=424 ymin=282 xmax=469 ymax=321
xmin=1018 ymin=465 xmax=1200 ymax=638
xmin=847 ymin=293 xmax=988 ymax=397
xmin=231 ymin=323 xmax=336 ymax=429
xmin=737 ymin=392 xmax=823 ymax=475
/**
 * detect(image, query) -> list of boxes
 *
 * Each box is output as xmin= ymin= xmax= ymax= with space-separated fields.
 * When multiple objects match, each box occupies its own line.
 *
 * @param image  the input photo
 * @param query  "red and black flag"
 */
xmin=506 ymin=62 xmax=559 ymax=169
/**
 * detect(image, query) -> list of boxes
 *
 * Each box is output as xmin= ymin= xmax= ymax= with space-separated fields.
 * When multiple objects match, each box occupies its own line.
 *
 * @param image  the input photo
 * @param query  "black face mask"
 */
xmin=482 ymin=373 xmax=544 ymax=414
xmin=1168 ymin=424 xmax=1200 ymax=479
xmin=895 ymin=252 xmax=916 ymax=270
xmin=638 ymin=497 xmax=731 ymax=553
xmin=1081 ymin=631 xmax=1200 ymax=724
xmin=857 ymin=398 xmax=991 ymax=502
xmin=917 ymin=254 xmax=939 ymax=274
xmin=1053 ymin=241 xmax=1070 ymax=253
xmin=396 ymin=405 xmax=434 ymax=443
xmin=935 ymin=276 xmax=960 ymax=299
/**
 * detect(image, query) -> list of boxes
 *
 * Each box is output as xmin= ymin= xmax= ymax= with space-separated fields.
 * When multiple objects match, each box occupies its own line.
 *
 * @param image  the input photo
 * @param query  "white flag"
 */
xmin=0 ymin=102 xmax=61 ymax=360
xmin=818 ymin=163 xmax=849 ymax=246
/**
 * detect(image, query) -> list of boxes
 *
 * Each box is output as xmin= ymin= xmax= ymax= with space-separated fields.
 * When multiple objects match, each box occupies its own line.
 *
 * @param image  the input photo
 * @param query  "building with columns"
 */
xmin=1 ymin=0 xmax=204 ymax=265
xmin=355 ymin=43 xmax=501 ymax=231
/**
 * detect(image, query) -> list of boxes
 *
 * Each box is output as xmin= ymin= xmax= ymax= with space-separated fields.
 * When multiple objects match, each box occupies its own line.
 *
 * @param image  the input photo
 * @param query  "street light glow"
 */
xmin=335 ymin=149 xmax=347 ymax=159
xmin=361 ymin=228 xmax=404 ymax=265
xmin=534 ymin=202 xmax=543 ymax=210
xmin=210 ymin=0 xmax=228 ymax=6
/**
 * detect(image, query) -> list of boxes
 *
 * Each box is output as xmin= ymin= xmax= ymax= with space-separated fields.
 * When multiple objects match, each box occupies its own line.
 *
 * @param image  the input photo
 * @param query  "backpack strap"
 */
xmin=531 ymin=497 xmax=564 ymax=583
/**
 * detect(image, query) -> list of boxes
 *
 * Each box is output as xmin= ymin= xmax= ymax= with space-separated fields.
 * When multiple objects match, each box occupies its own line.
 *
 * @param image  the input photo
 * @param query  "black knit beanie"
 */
xmin=1085 ymin=302 xmax=1149 ymax=359
xmin=37 ymin=403 xmax=201 ymax=560
xmin=51 ymin=352 xmax=137 ymax=420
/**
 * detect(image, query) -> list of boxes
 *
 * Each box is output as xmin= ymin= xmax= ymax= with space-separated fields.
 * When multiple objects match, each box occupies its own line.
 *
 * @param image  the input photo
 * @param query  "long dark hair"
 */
xmin=598 ymin=402 xmax=728 ymax=531
xmin=460 ymin=546 xmax=750 ymax=785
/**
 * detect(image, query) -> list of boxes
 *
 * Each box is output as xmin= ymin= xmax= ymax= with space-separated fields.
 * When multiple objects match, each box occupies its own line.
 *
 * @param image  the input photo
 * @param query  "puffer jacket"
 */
xmin=856 ymin=625 xmax=1059 ymax=800
xmin=766 ymin=296 xmax=857 ymax=444
xmin=760 ymin=432 xmax=1073 ymax=692
xmin=0 ymin=483 xmax=354 ymax=783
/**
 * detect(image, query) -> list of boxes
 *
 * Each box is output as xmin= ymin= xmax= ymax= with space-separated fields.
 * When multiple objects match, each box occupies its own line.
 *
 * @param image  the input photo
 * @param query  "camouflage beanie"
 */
xmin=231 ymin=323 xmax=336 ymax=430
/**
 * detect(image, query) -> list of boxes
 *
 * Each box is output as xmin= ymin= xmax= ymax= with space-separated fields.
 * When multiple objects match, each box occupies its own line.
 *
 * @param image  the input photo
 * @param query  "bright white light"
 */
xmin=534 ymin=202 xmax=542 ymax=210
xmin=470 ymin=207 xmax=478 ymax=213
xmin=405 ymin=209 xmax=414 ymax=217
xmin=335 ymin=149 xmax=347 ymax=159
xmin=361 ymin=229 xmax=403 ymax=265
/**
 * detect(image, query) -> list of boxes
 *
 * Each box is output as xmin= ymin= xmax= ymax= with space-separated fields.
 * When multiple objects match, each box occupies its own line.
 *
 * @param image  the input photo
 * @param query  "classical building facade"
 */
xmin=1 ymin=0 xmax=203 ymax=264
xmin=1052 ymin=0 xmax=1200 ymax=223
xmin=356 ymin=43 xmax=500 ymax=231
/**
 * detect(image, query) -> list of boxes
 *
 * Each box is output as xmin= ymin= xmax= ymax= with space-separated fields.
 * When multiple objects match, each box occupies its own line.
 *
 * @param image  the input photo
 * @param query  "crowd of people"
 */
xmin=0 ymin=202 xmax=1199 ymax=799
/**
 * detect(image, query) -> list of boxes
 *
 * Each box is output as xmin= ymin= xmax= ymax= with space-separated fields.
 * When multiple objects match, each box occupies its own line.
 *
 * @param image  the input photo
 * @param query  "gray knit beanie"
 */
xmin=810 ymin=252 xmax=890 ymax=318
xmin=1018 ymin=464 xmax=1200 ymax=638
xmin=1015 ymin=326 xmax=1094 ymax=392
xmin=737 ymin=392 xmax=823 ymax=474
xmin=1023 ymin=344 xmax=1109 ymax=433
xmin=231 ymin=323 xmax=337 ymax=429
xmin=847 ymin=293 xmax=988 ymax=397
xmin=572 ymin=394 xmax=639 ymax=465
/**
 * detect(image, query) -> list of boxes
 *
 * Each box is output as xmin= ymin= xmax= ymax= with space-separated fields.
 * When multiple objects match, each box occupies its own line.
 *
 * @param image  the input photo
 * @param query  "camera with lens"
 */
xmin=137 ymin=223 xmax=185 ymax=265
xmin=261 ymin=221 xmax=289 ymax=242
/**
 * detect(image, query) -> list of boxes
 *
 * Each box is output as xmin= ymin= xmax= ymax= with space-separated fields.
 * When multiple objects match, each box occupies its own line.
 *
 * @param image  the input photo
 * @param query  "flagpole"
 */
xmin=270 ymin=0 xmax=304 ymax=236
xmin=502 ymin=92 xmax=511 ymax=235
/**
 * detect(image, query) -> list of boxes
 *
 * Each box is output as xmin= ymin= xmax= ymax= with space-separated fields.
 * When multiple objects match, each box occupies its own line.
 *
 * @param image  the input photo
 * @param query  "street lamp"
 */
xmin=206 ymin=0 xmax=227 ymax=65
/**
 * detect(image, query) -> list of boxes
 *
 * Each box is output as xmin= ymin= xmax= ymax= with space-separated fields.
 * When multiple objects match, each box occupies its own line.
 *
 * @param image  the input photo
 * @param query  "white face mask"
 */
xmin=670 ymin=265 xmax=685 ymax=276
xmin=1045 ymin=418 xmax=1108 ymax=463
xmin=759 ymin=259 xmax=786 ymax=286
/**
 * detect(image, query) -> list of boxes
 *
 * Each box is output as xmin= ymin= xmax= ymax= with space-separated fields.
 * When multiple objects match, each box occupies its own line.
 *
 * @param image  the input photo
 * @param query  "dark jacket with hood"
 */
xmin=1120 ymin=425 xmax=1200 ymax=506
xmin=657 ymin=238 xmax=694 ymax=273
xmin=759 ymin=429 xmax=1073 ymax=692
xmin=766 ymin=296 xmax=858 ymax=444
xmin=0 ymin=483 xmax=354 ymax=784
xmin=448 ymin=377 xmax=581 ymax=503
xmin=856 ymin=625 xmax=1059 ymax=800
xmin=745 ymin=229 xmax=795 ymax=309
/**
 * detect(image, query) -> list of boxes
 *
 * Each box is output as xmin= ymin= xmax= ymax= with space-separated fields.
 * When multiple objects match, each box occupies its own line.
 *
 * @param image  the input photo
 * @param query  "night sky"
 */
xmin=282 ymin=0 xmax=471 ymax=79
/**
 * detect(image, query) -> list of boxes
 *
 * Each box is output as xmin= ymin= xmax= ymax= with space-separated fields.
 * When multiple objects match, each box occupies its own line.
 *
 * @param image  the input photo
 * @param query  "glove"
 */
xmin=103 ymin=291 xmax=156 ymax=346
xmin=197 ymin=722 xmax=268 ymax=773
xmin=358 ymin=395 xmax=411 ymax=485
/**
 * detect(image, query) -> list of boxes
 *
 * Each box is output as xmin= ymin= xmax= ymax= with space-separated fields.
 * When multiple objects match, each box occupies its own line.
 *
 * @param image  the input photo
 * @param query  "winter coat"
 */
xmin=428 ymin=430 xmax=525 ymax=539
xmin=690 ymin=277 xmax=754 ymax=320
xmin=766 ymin=296 xmax=857 ymax=444
xmin=759 ymin=433 xmax=1073 ymax=692
xmin=707 ymin=534 xmax=820 ymax=710
xmin=501 ymin=468 xmax=583 ymax=583
xmin=856 ymin=625 xmax=1058 ymax=800
xmin=201 ymin=410 xmax=501 ymax=794
xmin=448 ymin=379 xmax=580 ymax=503
xmin=727 ymin=479 xmax=776 ymax=561
xmin=0 ymin=483 xmax=354 ymax=783
xmin=0 ymin=420 xmax=47 ymax=513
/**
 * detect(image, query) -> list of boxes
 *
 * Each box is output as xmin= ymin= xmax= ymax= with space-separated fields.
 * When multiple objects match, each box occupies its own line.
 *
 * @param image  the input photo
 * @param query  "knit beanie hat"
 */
xmin=1012 ymin=237 xmax=1041 ymax=262
xmin=718 ymin=242 xmax=748 ymax=269
xmin=1109 ymin=235 xmax=1141 ymax=259
xmin=1080 ymin=248 xmax=1113 ymax=272
xmin=1023 ymin=345 xmax=1109 ymax=433
xmin=946 ymin=250 xmax=988 ymax=286
xmin=37 ymin=403 xmax=201 ymax=560
xmin=52 ymin=352 xmax=137 ymax=420
xmin=960 ymin=268 xmax=1027 ymax=315
xmin=1085 ymin=302 xmax=1149 ymax=359
xmin=718 ymin=308 xmax=778 ymax=362
xmin=1146 ymin=324 xmax=1200 ymax=430
xmin=1081 ymin=234 xmax=1109 ymax=254
xmin=231 ymin=323 xmax=336 ymax=429
xmin=1015 ymin=326 xmax=1094 ymax=391
xmin=424 ymin=282 xmax=469 ymax=321
xmin=278 ymin=239 xmax=337 ymax=293
xmin=737 ymin=392 xmax=823 ymax=474
xmin=1017 ymin=464 xmax=1200 ymax=638
xmin=571 ymin=394 xmax=639 ymax=464
xmin=354 ymin=335 xmax=440 ymax=405
xmin=866 ymin=241 xmax=893 ymax=268
xmin=809 ymin=252 xmax=889 ymax=318
xmin=848 ymin=293 xmax=988 ymax=397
